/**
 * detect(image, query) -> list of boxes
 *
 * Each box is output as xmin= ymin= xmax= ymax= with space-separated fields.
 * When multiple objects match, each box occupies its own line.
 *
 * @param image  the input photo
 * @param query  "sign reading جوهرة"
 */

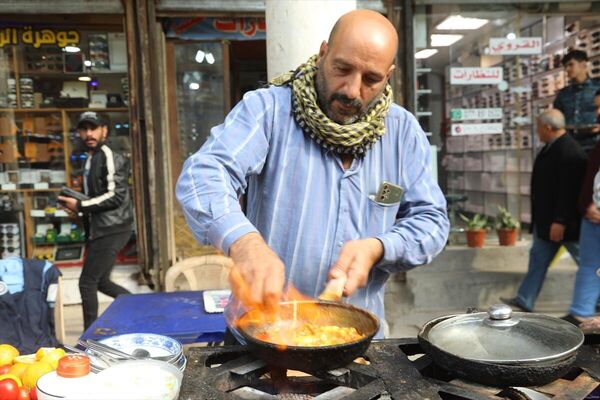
xmin=488 ymin=37 xmax=542 ymax=55
xmin=0 ymin=27 xmax=79 ymax=48
xmin=451 ymin=123 xmax=504 ymax=136
xmin=450 ymin=67 xmax=503 ymax=85
xmin=450 ymin=108 xmax=503 ymax=121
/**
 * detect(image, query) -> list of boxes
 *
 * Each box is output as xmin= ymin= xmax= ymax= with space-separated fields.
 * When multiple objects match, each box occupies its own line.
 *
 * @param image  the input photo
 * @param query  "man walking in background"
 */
xmin=58 ymin=112 xmax=134 ymax=330
xmin=554 ymin=50 xmax=600 ymax=154
xmin=502 ymin=109 xmax=587 ymax=312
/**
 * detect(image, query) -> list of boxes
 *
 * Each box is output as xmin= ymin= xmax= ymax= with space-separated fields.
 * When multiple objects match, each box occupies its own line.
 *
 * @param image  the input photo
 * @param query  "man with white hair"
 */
xmin=502 ymin=109 xmax=587 ymax=312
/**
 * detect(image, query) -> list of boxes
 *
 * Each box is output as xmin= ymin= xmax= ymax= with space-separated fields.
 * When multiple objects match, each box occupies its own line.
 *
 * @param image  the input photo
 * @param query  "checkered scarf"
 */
xmin=270 ymin=55 xmax=392 ymax=156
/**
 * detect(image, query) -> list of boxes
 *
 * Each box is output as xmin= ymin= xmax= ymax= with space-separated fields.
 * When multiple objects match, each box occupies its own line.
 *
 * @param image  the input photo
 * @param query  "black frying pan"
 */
xmin=418 ymin=314 xmax=581 ymax=387
xmin=236 ymin=300 xmax=380 ymax=373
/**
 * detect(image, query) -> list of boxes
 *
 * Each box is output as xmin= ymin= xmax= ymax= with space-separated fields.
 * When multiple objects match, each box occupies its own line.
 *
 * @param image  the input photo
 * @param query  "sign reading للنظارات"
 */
xmin=450 ymin=67 xmax=503 ymax=85
xmin=450 ymin=108 xmax=503 ymax=121
xmin=0 ymin=26 xmax=80 ymax=48
xmin=489 ymin=37 xmax=542 ymax=55
xmin=451 ymin=123 xmax=504 ymax=136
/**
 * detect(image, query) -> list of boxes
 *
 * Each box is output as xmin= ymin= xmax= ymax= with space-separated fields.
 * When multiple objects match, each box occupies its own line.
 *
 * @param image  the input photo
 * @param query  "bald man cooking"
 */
xmin=177 ymin=10 xmax=449 ymax=340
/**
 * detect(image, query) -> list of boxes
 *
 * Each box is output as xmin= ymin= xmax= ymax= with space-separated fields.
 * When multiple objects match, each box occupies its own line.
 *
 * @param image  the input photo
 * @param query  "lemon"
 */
xmin=22 ymin=361 xmax=53 ymax=389
xmin=40 ymin=348 xmax=66 ymax=369
xmin=8 ymin=362 xmax=28 ymax=379
xmin=35 ymin=347 xmax=55 ymax=361
xmin=13 ymin=354 xmax=37 ymax=366
xmin=0 ymin=344 xmax=19 ymax=365
xmin=0 ymin=373 xmax=22 ymax=387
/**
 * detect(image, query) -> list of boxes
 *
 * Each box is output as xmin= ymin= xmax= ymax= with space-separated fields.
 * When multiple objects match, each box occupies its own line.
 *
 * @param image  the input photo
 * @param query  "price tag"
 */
xmin=34 ymin=182 xmax=49 ymax=190
xmin=1 ymin=183 xmax=17 ymax=191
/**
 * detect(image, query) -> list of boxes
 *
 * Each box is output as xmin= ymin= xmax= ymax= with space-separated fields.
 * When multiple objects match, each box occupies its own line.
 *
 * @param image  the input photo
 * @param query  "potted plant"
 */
xmin=459 ymin=213 xmax=488 ymax=248
xmin=495 ymin=206 xmax=520 ymax=246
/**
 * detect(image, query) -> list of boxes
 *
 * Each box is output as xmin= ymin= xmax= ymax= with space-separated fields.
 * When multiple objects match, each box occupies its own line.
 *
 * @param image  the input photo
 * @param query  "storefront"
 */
xmin=0 ymin=11 xmax=142 ymax=268
xmin=409 ymin=0 xmax=600 ymax=228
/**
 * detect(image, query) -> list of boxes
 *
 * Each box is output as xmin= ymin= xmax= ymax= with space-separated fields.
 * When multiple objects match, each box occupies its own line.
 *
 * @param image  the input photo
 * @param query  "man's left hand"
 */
xmin=57 ymin=195 xmax=78 ymax=213
xmin=549 ymin=223 xmax=565 ymax=242
xmin=328 ymin=238 xmax=384 ymax=296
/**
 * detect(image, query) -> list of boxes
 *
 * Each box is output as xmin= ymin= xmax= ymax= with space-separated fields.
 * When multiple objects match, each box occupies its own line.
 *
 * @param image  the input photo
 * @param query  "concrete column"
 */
xmin=266 ymin=0 xmax=356 ymax=79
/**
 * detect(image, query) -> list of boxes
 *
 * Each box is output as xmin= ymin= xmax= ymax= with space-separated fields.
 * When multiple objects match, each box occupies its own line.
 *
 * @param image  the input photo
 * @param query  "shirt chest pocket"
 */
xmin=363 ymin=195 xmax=401 ymax=237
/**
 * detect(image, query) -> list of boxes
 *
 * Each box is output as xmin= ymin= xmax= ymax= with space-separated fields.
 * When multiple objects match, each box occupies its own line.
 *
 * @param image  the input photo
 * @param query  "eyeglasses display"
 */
xmin=1 ymin=27 xmax=133 ymax=263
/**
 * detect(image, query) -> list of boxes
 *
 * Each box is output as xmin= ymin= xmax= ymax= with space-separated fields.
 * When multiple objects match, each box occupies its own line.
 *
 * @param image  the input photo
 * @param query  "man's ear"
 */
xmin=386 ymin=64 xmax=396 ymax=81
xmin=101 ymin=126 xmax=108 ymax=140
xmin=317 ymin=41 xmax=328 ymax=62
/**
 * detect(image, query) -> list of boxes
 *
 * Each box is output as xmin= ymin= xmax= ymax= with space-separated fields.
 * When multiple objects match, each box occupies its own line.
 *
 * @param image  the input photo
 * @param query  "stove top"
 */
xmin=179 ymin=337 xmax=600 ymax=399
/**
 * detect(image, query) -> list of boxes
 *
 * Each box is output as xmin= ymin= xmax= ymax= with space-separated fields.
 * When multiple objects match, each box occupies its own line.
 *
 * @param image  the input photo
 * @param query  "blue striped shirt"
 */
xmin=176 ymin=86 xmax=449 ymax=335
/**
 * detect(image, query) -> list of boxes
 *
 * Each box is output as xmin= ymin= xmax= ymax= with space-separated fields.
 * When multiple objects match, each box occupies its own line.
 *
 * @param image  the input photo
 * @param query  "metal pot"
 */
xmin=236 ymin=300 xmax=379 ymax=373
xmin=418 ymin=304 xmax=584 ymax=387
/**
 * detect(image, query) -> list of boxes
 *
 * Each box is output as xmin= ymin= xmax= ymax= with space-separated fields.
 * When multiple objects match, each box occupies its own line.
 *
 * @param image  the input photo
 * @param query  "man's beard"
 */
xmin=84 ymin=139 xmax=103 ymax=151
xmin=315 ymin=70 xmax=383 ymax=125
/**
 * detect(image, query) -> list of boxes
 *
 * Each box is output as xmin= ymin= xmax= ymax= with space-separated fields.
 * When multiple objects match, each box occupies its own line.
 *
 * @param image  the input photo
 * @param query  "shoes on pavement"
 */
xmin=499 ymin=296 xmax=532 ymax=312
xmin=560 ymin=314 xmax=582 ymax=327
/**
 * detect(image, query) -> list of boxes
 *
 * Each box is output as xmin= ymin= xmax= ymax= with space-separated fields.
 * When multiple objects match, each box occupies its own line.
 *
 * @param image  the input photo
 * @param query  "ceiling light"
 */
xmin=415 ymin=49 xmax=438 ymax=59
xmin=78 ymin=76 xmax=92 ymax=82
xmin=195 ymin=50 xmax=205 ymax=63
xmin=83 ymin=60 xmax=92 ymax=67
xmin=506 ymin=32 xmax=516 ymax=40
xmin=64 ymin=46 xmax=80 ymax=53
xmin=205 ymin=52 xmax=215 ymax=65
xmin=436 ymin=15 xmax=488 ymax=30
xmin=431 ymin=34 xmax=463 ymax=47
xmin=189 ymin=82 xmax=200 ymax=90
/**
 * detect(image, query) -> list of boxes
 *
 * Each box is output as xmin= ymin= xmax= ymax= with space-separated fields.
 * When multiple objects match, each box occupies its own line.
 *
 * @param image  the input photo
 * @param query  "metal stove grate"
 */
xmin=178 ymin=337 xmax=600 ymax=399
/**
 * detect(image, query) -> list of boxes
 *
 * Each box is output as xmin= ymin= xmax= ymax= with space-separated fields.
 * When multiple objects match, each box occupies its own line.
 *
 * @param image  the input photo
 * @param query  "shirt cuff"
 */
xmin=206 ymin=211 xmax=258 ymax=255
xmin=374 ymin=233 xmax=400 ymax=268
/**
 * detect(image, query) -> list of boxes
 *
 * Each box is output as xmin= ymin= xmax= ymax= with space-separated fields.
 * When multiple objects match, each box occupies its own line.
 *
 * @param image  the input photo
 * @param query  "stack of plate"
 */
xmin=91 ymin=333 xmax=186 ymax=372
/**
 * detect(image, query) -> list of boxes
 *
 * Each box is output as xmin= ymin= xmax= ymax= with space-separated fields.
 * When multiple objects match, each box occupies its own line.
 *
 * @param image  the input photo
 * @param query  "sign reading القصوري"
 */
xmin=0 ymin=27 xmax=79 ymax=48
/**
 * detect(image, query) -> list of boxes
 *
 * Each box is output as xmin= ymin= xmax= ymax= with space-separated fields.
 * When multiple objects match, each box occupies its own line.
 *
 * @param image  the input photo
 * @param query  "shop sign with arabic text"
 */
xmin=165 ymin=17 xmax=266 ymax=41
xmin=450 ymin=67 xmax=503 ymax=85
xmin=489 ymin=37 xmax=542 ymax=55
xmin=0 ymin=26 xmax=79 ymax=48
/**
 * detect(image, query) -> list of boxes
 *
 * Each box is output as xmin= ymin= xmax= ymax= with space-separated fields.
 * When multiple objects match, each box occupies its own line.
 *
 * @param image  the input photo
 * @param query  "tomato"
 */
xmin=0 ymin=377 xmax=19 ymax=400
xmin=28 ymin=387 xmax=37 ymax=400
xmin=17 ymin=387 xmax=30 ymax=400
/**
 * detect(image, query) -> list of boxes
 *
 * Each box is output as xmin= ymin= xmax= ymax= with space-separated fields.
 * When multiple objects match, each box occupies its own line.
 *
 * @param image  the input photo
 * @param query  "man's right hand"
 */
xmin=585 ymin=202 xmax=600 ymax=224
xmin=228 ymin=232 xmax=285 ymax=312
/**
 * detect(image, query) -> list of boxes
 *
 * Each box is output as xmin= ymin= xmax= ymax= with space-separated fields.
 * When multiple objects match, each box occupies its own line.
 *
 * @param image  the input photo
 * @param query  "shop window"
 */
xmin=0 ymin=25 xmax=135 ymax=265
xmin=414 ymin=3 xmax=600 ymax=226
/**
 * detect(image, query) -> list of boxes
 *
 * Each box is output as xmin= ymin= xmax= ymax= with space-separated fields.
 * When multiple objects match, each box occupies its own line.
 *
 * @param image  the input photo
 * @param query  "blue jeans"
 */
xmin=516 ymin=231 xmax=579 ymax=311
xmin=569 ymin=219 xmax=600 ymax=317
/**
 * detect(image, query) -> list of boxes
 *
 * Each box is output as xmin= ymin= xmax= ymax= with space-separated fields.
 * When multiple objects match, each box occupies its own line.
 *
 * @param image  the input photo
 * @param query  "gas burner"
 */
xmin=179 ymin=338 xmax=600 ymax=399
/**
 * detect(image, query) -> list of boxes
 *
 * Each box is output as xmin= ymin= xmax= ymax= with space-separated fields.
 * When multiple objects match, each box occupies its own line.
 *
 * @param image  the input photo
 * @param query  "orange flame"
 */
xmin=230 ymin=268 xmax=364 ymax=350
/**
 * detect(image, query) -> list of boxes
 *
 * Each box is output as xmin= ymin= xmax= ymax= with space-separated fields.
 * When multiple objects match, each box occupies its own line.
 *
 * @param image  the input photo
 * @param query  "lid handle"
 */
xmin=488 ymin=304 xmax=512 ymax=320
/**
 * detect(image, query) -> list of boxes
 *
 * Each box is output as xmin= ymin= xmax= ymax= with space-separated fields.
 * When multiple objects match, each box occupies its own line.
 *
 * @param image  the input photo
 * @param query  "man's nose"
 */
xmin=343 ymin=74 xmax=361 ymax=100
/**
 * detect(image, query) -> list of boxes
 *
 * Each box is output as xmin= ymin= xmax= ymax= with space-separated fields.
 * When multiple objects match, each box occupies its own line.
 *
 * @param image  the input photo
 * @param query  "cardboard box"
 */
xmin=0 ymin=142 xmax=18 ymax=163
xmin=35 ymin=117 xmax=47 ymax=134
xmin=0 ymin=116 xmax=17 ymax=136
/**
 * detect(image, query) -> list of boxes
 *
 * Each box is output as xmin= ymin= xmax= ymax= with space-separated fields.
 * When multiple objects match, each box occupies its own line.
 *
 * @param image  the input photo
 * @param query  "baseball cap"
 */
xmin=77 ymin=111 xmax=105 ymax=129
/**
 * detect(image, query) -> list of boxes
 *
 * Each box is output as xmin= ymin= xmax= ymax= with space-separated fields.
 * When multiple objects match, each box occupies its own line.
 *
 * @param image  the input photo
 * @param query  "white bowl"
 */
xmin=94 ymin=360 xmax=182 ymax=400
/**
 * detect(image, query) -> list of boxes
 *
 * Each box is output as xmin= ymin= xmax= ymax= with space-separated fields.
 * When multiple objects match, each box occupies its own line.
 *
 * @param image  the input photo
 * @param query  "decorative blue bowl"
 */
xmin=99 ymin=333 xmax=183 ymax=360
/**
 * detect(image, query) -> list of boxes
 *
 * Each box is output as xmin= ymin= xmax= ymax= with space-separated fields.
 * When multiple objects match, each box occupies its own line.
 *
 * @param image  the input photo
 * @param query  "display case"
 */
xmin=0 ymin=27 xmax=132 ymax=265
xmin=412 ymin=8 xmax=600 ymax=225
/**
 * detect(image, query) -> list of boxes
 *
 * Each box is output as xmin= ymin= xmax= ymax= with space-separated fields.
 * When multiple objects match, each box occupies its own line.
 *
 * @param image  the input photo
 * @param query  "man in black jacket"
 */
xmin=58 ymin=112 xmax=134 ymax=330
xmin=502 ymin=109 xmax=587 ymax=312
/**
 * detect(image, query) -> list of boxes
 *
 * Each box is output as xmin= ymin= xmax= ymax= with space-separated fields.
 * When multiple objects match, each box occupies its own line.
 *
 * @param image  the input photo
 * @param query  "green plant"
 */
xmin=495 ymin=206 xmax=520 ymax=230
xmin=459 ymin=213 xmax=488 ymax=231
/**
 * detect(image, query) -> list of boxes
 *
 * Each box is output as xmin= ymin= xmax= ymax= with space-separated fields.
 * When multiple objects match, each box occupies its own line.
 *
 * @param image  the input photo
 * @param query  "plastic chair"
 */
xmin=164 ymin=255 xmax=232 ymax=292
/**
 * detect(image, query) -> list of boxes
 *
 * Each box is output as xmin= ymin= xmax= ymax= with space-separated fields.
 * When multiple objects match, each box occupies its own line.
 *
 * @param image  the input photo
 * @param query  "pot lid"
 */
xmin=425 ymin=304 xmax=584 ymax=363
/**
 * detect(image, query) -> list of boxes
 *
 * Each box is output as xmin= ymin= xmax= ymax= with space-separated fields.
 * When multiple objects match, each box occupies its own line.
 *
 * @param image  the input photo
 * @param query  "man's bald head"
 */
xmin=314 ymin=10 xmax=398 ymax=124
xmin=328 ymin=10 xmax=398 ymax=67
